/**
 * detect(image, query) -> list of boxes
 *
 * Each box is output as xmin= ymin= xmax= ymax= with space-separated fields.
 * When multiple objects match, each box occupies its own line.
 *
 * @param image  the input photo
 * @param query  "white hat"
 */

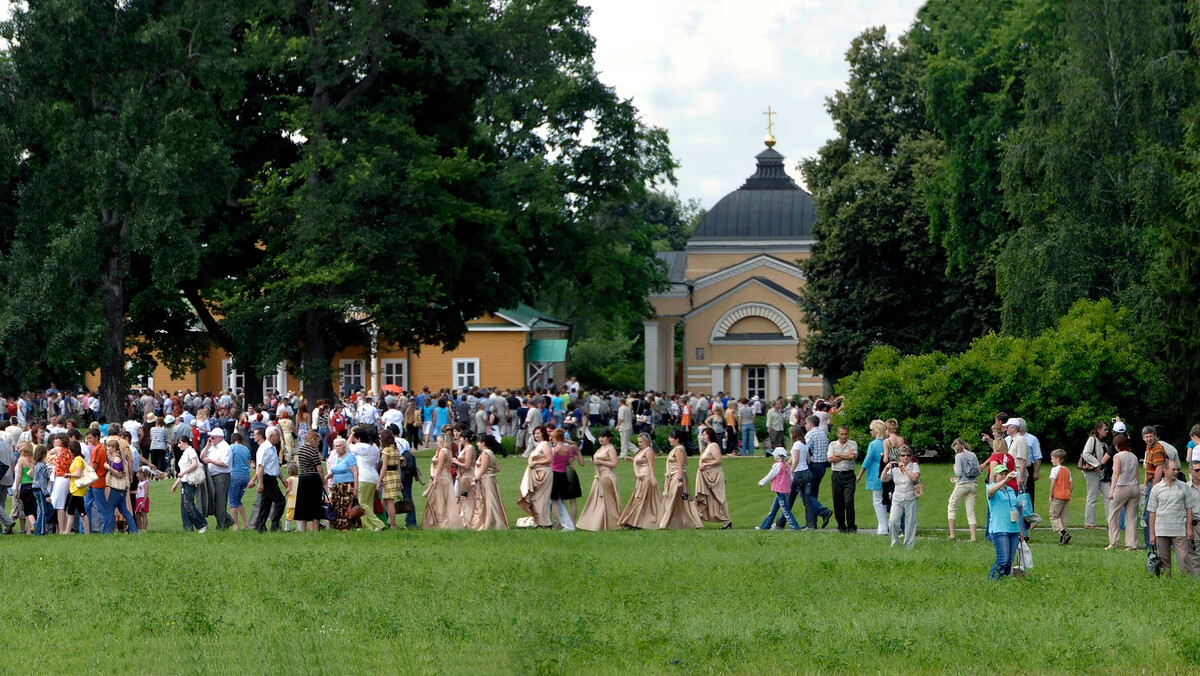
xmin=208 ymin=428 xmax=225 ymax=437
xmin=1113 ymin=421 xmax=1127 ymax=434
xmin=164 ymin=415 xmax=175 ymax=424
xmin=772 ymin=447 xmax=788 ymax=459
xmin=1003 ymin=418 xmax=1022 ymax=428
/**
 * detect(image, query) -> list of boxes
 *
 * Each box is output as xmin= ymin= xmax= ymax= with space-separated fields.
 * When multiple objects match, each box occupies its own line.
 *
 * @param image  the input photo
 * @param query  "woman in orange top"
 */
xmin=680 ymin=401 xmax=692 ymax=433
xmin=49 ymin=436 xmax=73 ymax=534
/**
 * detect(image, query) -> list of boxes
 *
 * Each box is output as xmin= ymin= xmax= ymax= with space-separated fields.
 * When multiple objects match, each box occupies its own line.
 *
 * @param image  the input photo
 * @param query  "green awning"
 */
xmin=526 ymin=338 xmax=568 ymax=363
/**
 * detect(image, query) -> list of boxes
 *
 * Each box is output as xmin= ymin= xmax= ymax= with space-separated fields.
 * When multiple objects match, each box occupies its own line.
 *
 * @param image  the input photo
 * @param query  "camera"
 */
xmin=460 ymin=491 xmax=469 ymax=497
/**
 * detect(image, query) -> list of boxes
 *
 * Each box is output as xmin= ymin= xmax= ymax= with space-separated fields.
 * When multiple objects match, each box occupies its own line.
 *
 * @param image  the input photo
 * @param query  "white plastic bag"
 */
xmin=1016 ymin=540 xmax=1033 ymax=573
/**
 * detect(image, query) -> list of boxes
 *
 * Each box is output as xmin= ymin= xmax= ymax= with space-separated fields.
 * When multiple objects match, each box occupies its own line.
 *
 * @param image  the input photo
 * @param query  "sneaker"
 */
xmin=770 ymin=525 xmax=782 ymax=531
xmin=1062 ymin=532 xmax=1072 ymax=545
xmin=197 ymin=527 xmax=208 ymax=534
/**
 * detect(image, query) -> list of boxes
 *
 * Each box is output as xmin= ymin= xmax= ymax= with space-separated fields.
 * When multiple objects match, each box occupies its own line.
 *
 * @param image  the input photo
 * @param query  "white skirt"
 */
xmin=50 ymin=477 xmax=70 ymax=510
xmin=421 ymin=421 xmax=432 ymax=437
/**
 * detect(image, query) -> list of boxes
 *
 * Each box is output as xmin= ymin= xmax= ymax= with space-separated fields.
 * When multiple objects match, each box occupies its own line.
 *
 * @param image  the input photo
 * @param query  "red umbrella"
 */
xmin=382 ymin=383 xmax=404 ymax=394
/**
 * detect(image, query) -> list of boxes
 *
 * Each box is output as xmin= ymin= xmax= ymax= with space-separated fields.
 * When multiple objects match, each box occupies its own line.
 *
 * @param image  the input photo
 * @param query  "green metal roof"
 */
xmin=497 ymin=303 xmax=570 ymax=331
xmin=525 ymin=338 xmax=568 ymax=363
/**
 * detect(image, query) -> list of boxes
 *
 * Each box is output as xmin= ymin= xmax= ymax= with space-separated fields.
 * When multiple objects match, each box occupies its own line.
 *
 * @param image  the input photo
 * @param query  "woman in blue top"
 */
xmin=422 ymin=401 xmax=438 ymax=447
xmin=987 ymin=464 xmax=1022 ymax=579
xmin=434 ymin=398 xmax=451 ymax=436
xmin=857 ymin=419 xmax=888 ymax=535
xmin=227 ymin=433 xmax=253 ymax=531
xmin=325 ymin=437 xmax=360 ymax=530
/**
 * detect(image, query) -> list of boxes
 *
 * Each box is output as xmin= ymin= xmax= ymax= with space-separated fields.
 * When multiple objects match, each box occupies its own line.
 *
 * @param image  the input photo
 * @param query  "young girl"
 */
xmin=134 ymin=467 xmax=151 ymax=533
xmin=31 ymin=445 xmax=50 ymax=536
xmin=283 ymin=461 xmax=299 ymax=532
xmin=758 ymin=447 xmax=801 ymax=530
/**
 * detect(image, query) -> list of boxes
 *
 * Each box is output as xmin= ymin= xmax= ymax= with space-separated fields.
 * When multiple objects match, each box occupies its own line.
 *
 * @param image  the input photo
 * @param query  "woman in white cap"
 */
xmin=986 ymin=464 xmax=1021 ymax=578
xmin=758 ymin=447 xmax=801 ymax=530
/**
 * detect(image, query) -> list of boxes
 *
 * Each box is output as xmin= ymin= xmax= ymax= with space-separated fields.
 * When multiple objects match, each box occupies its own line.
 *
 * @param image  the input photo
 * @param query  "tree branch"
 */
xmin=182 ymin=283 xmax=232 ymax=351
xmin=336 ymin=51 xmax=381 ymax=112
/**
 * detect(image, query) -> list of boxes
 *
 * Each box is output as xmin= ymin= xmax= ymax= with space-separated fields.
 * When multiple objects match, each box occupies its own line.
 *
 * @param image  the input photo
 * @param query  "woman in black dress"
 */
xmin=292 ymin=431 xmax=325 ymax=531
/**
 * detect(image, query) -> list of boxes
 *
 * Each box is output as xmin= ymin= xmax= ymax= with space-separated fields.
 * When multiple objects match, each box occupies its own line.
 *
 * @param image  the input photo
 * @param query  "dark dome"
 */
xmin=690 ymin=147 xmax=816 ymax=242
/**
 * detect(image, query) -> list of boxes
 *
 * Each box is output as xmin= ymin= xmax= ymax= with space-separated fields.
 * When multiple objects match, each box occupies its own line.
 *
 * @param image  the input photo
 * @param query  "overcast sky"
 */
xmin=1 ymin=0 xmax=926 ymax=207
xmin=585 ymin=0 xmax=926 ymax=207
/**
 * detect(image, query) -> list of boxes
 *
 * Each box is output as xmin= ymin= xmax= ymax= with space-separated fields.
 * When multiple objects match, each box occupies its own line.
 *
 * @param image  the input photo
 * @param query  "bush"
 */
xmin=835 ymin=300 xmax=1165 ymax=457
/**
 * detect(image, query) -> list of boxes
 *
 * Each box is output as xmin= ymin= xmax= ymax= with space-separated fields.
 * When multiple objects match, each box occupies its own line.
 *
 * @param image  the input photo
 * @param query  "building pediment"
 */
xmin=693 ymin=254 xmax=804 ymax=290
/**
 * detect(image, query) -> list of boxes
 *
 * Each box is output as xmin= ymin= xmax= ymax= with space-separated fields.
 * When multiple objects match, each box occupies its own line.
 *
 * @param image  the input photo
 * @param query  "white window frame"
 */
xmin=126 ymin=361 xmax=154 ymax=390
xmin=380 ymin=359 xmax=407 ymax=390
xmin=340 ymin=359 xmax=365 ymax=392
xmin=746 ymin=366 xmax=766 ymax=401
xmin=453 ymin=358 xmax=479 ymax=389
xmin=222 ymin=359 xmax=244 ymax=393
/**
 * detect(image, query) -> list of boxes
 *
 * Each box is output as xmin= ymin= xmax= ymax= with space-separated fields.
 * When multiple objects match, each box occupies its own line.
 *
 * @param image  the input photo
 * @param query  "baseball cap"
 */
xmin=1113 ymin=421 xmax=1127 ymax=434
xmin=773 ymin=447 xmax=788 ymax=459
xmin=1003 ymin=418 xmax=1022 ymax=428
xmin=991 ymin=465 xmax=1010 ymax=478
xmin=209 ymin=428 xmax=224 ymax=437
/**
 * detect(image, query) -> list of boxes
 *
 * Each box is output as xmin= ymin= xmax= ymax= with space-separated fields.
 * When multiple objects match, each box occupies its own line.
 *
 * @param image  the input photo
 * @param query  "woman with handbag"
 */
xmin=450 ymin=425 xmax=478 ymax=528
xmin=695 ymin=426 xmax=732 ymax=529
xmin=882 ymin=445 xmax=920 ymax=548
xmin=102 ymin=439 xmax=138 ymax=534
xmin=658 ymin=428 xmax=702 ymax=529
xmin=470 ymin=434 xmax=508 ymax=530
xmin=293 ymin=431 xmax=325 ymax=532
xmin=170 ymin=437 xmax=208 ymax=532
xmin=1078 ymin=421 xmax=1109 ymax=529
xmin=325 ymin=438 xmax=361 ymax=530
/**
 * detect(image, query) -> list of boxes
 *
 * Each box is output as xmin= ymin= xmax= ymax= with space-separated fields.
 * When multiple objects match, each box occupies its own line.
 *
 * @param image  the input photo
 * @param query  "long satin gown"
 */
xmin=455 ymin=445 xmax=478 ymax=527
xmin=517 ymin=442 xmax=552 ymax=526
xmin=471 ymin=449 xmax=508 ymax=530
xmin=694 ymin=442 xmax=731 ymax=525
xmin=576 ymin=444 xmax=621 ymax=531
xmin=658 ymin=446 xmax=702 ymax=529
xmin=617 ymin=447 xmax=659 ymax=529
xmin=422 ymin=449 xmax=464 ymax=529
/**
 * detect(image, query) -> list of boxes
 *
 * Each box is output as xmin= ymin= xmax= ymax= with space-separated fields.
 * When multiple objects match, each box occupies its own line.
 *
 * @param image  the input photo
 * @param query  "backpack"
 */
xmin=962 ymin=453 xmax=982 ymax=480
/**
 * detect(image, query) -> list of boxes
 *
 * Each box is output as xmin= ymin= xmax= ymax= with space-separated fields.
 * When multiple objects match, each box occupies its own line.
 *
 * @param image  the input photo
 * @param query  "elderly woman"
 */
xmin=325 ymin=437 xmax=360 ymax=530
xmin=293 ymin=431 xmax=325 ymax=532
xmin=882 ymin=445 xmax=920 ymax=548
xmin=986 ymin=465 xmax=1021 ymax=578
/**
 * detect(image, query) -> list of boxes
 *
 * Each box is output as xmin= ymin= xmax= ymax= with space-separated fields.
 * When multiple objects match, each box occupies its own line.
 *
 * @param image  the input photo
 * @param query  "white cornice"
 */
xmin=693 ymin=254 xmax=805 ymax=290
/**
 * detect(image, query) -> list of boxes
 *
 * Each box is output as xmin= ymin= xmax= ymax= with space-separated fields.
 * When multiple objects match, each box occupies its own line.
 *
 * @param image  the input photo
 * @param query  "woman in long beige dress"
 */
xmin=471 ymin=435 xmax=508 ymax=530
xmin=659 ymin=428 xmax=703 ymax=529
xmin=694 ymin=426 xmax=732 ymax=529
xmin=618 ymin=432 xmax=660 ymax=529
xmin=451 ymin=425 xmax=478 ymax=526
xmin=517 ymin=426 xmax=552 ymax=527
xmin=577 ymin=429 xmax=621 ymax=531
xmin=422 ymin=439 xmax=463 ymax=529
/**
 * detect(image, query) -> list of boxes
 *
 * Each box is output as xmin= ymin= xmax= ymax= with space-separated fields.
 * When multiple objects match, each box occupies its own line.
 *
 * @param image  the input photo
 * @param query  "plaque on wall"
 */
xmin=695 ymin=348 xmax=705 ymax=360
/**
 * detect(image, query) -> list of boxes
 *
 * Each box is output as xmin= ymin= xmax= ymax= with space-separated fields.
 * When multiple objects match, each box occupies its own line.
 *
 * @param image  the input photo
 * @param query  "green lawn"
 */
xmin=5 ymin=453 xmax=1190 ymax=674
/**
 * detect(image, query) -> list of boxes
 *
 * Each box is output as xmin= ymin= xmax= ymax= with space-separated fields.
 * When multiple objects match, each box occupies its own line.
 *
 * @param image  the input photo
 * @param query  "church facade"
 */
xmin=645 ymin=141 xmax=823 ymax=399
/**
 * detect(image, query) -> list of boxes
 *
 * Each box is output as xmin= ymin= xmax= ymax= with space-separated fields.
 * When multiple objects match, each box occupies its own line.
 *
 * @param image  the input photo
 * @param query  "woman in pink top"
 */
xmin=758 ymin=447 xmax=801 ymax=530
xmin=548 ymin=429 xmax=578 ymax=531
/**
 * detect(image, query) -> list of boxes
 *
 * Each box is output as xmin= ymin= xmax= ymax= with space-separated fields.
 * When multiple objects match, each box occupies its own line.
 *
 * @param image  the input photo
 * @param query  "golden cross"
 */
xmin=763 ymin=106 xmax=776 ymax=135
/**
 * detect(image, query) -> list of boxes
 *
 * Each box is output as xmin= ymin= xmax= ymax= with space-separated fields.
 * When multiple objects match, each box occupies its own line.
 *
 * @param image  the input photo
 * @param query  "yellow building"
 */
xmin=645 ymin=140 xmax=823 ymax=398
xmin=85 ymin=304 xmax=569 ymax=395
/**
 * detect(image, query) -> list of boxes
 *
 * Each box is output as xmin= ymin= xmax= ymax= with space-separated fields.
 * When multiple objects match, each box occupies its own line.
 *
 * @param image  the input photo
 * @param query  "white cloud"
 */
xmin=584 ymin=0 xmax=925 ymax=208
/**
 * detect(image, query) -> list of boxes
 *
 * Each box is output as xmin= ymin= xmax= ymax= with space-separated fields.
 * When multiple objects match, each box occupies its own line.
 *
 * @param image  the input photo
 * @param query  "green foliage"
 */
xmin=837 ymin=300 xmax=1164 ymax=455
xmin=799 ymin=26 xmax=995 ymax=383
xmin=570 ymin=332 xmax=643 ymax=391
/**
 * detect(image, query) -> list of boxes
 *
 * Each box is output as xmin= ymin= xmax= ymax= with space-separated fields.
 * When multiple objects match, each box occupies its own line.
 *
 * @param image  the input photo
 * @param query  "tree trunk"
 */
xmin=98 ymin=242 xmax=126 ymax=424
xmin=301 ymin=310 xmax=337 ymax=406
xmin=241 ymin=365 xmax=265 ymax=406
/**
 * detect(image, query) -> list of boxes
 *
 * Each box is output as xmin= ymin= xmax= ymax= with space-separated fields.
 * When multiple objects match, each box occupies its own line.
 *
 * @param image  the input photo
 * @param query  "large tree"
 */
xmin=799 ymin=27 xmax=991 ymax=383
xmin=0 ymin=0 xmax=240 ymax=421
xmin=203 ymin=0 xmax=674 ymax=404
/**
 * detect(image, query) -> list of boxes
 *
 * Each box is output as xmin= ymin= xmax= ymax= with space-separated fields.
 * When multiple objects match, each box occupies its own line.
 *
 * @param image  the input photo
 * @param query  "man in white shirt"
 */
xmin=380 ymin=402 xmax=404 ymax=431
xmin=201 ymin=428 xmax=235 ymax=530
xmin=617 ymin=399 xmax=635 ymax=459
xmin=5 ymin=418 xmax=21 ymax=447
xmin=357 ymin=398 xmax=379 ymax=430
xmin=1005 ymin=419 xmax=1029 ymax=487
xmin=523 ymin=399 xmax=544 ymax=457
xmin=827 ymin=425 xmax=859 ymax=533
xmin=16 ymin=396 xmax=28 ymax=427
xmin=248 ymin=428 xmax=285 ymax=532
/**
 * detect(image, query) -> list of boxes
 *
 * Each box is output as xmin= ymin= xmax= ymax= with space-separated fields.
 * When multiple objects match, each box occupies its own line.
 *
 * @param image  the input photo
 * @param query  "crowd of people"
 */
xmin=2 ymin=384 xmax=1197 ymax=580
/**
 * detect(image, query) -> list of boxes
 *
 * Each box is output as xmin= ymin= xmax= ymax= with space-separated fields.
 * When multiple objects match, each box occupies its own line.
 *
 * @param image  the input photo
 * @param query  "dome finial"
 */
xmin=762 ymin=106 xmax=777 ymax=148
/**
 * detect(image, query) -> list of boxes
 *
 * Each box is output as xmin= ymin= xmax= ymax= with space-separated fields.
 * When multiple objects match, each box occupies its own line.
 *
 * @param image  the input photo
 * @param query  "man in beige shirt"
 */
xmin=827 ymin=425 xmax=859 ymax=532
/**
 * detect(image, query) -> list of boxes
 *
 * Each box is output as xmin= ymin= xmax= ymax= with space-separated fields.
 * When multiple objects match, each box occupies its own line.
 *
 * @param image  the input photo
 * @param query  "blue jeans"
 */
xmin=989 ymin=531 xmax=1021 ymax=578
xmin=780 ymin=469 xmax=814 ymax=528
xmin=808 ymin=462 xmax=833 ymax=519
xmin=228 ymin=474 xmax=250 ymax=508
xmin=180 ymin=482 xmax=207 ymax=531
xmin=553 ymin=411 xmax=565 ymax=428
xmin=105 ymin=488 xmax=138 ymax=533
xmin=761 ymin=492 xmax=801 ymax=530
xmin=317 ymin=427 xmax=330 ymax=459
xmin=86 ymin=487 xmax=109 ymax=533
xmin=33 ymin=489 xmax=48 ymax=535
xmin=740 ymin=424 xmax=755 ymax=457
xmin=402 ymin=483 xmax=416 ymax=527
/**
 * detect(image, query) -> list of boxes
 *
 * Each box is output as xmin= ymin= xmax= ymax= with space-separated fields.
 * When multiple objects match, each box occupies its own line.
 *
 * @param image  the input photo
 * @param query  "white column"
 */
xmin=643 ymin=320 xmax=661 ymax=392
xmin=661 ymin=321 xmax=675 ymax=394
xmin=277 ymin=362 xmax=287 ymax=395
xmin=369 ymin=329 xmax=379 ymax=396
xmin=767 ymin=363 xmax=781 ymax=401
xmin=728 ymin=363 xmax=743 ymax=399
xmin=709 ymin=364 xmax=725 ymax=396
xmin=784 ymin=363 xmax=800 ymax=398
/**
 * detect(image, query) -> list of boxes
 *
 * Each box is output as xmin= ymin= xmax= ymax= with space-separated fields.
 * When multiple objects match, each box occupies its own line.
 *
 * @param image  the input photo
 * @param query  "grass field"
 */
xmin=5 ymin=451 xmax=1195 ymax=674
